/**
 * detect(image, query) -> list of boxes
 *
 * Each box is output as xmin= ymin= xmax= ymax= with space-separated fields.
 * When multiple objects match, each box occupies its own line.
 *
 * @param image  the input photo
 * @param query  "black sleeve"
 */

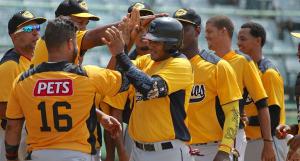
xmin=248 ymin=105 xmax=280 ymax=136
xmin=269 ymin=105 xmax=280 ymax=136
xmin=116 ymin=53 xmax=168 ymax=100
xmin=255 ymin=98 xmax=268 ymax=110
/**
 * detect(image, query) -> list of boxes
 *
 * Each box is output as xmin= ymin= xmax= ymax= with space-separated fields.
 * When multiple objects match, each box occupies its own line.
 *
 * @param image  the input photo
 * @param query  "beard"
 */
xmin=139 ymin=46 xmax=150 ymax=51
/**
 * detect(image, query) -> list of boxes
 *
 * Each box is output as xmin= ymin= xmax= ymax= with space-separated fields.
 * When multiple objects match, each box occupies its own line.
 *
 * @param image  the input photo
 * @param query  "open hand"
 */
xmin=102 ymin=26 xmax=125 ymax=56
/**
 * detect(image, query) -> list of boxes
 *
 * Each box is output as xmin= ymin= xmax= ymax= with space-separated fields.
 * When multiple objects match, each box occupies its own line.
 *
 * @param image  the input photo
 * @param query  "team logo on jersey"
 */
xmin=133 ymin=3 xmax=145 ymax=10
xmin=79 ymin=1 xmax=88 ymax=10
xmin=175 ymin=9 xmax=187 ymax=17
xmin=190 ymin=84 xmax=205 ymax=103
xmin=22 ymin=11 xmax=34 ymax=19
xmin=245 ymin=94 xmax=253 ymax=105
xmin=33 ymin=79 xmax=73 ymax=96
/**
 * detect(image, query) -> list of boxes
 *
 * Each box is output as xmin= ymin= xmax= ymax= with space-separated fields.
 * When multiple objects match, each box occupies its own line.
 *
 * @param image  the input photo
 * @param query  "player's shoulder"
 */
xmin=83 ymin=65 xmax=109 ymax=77
xmin=234 ymin=50 xmax=252 ymax=62
xmin=19 ymin=62 xmax=87 ymax=82
xmin=0 ymin=48 xmax=21 ymax=65
xmin=198 ymin=49 xmax=221 ymax=65
xmin=258 ymin=57 xmax=279 ymax=74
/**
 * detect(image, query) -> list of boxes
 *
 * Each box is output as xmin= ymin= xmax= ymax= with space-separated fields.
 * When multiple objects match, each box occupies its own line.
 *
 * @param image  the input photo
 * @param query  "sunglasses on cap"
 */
xmin=14 ymin=24 xmax=41 ymax=34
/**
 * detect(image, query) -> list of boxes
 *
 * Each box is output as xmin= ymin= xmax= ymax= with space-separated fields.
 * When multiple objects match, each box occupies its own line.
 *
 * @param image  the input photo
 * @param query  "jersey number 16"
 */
xmin=38 ymin=101 xmax=72 ymax=132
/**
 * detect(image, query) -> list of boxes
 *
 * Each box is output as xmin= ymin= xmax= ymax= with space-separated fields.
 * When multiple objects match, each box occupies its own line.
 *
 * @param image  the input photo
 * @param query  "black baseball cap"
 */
xmin=128 ymin=2 xmax=154 ymax=16
xmin=55 ymin=0 xmax=100 ymax=21
xmin=173 ymin=8 xmax=201 ymax=26
xmin=8 ymin=10 xmax=46 ymax=34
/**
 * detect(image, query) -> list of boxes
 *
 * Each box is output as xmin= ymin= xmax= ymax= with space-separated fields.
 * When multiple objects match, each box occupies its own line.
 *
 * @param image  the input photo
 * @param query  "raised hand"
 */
xmin=102 ymin=26 xmax=125 ymax=56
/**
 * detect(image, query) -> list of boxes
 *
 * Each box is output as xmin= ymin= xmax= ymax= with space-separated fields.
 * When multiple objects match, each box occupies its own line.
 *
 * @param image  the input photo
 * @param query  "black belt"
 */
xmin=193 ymin=141 xmax=218 ymax=145
xmin=135 ymin=141 xmax=173 ymax=151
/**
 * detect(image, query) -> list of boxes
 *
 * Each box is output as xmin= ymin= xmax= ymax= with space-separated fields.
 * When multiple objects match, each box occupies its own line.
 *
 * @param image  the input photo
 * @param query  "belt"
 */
xmin=192 ymin=141 xmax=219 ymax=146
xmin=135 ymin=141 xmax=173 ymax=151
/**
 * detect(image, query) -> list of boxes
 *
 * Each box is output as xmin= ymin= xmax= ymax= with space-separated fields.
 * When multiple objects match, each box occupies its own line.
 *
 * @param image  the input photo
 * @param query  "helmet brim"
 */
xmin=143 ymin=33 xmax=178 ymax=42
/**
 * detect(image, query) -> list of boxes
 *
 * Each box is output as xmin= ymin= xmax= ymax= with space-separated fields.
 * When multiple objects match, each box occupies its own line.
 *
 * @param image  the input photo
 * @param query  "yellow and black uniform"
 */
xmin=6 ymin=61 xmax=123 ymax=154
xmin=115 ymin=53 xmax=193 ymax=143
xmin=245 ymin=57 xmax=285 ymax=139
xmin=188 ymin=50 xmax=241 ymax=153
xmin=31 ymin=30 xmax=87 ymax=66
xmin=103 ymin=49 xmax=143 ymax=123
xmin=0 ymin=48 xmax=31 ymax=128
xmin=222 ymin=50 xmax=268 ymax=122
xmin=0 ymin=48 xmax=31 ymax=103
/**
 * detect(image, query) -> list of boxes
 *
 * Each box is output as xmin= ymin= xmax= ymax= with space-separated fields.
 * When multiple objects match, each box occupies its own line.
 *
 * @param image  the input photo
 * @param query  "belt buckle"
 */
xmin=144 ymin=144 xmax=155 ymax=151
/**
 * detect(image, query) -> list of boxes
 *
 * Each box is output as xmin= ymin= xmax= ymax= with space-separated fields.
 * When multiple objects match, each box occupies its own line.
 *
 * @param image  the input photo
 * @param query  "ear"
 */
xmin=67 ymin=39 xmax=74 ymax=51
xmin=195 ymin=26 xmax=201 ymax=36
xmin=10 ymin=34 xmax=18 ymax=41
xmin=256 ymin=37 xmax=262 ymax=46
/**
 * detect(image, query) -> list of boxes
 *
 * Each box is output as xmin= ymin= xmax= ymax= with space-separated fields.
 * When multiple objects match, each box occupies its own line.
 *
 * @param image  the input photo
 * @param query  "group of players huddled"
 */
xmin=0 ymin=0 xmax=299 ymax=161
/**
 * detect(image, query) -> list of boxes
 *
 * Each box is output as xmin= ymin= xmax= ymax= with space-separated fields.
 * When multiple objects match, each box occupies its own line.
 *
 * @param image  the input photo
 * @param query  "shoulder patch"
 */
xmin=0 ymin=48 xmax=20 ymax=65
xmin=19 ymin=61 xmax=87 ymax=82
xmin=199 ymin=49 xmax=221 ymax=64
xmin=258 ymin=57 xmax=279 ymax=73
xmin=235 ymin=50 xmax=252 ymax=62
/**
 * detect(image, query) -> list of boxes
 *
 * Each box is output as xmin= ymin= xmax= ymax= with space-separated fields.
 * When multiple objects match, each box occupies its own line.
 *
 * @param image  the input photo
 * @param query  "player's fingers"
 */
xmin=111 ymin=26 xmax=121 ymax=39
xmin=105 ymin=30 xmax=114 ymax=43
xmin=107 ymin=28 xmax=117 ymax=40
xmin=101 ymin=37 xmax=111 ymax=45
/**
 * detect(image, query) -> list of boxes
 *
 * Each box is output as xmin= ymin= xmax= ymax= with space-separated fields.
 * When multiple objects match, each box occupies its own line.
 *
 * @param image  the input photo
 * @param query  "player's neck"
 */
xmin=48 ymin=52 xmax=72 ymax=63
xmin=13 ymin=46 xmax=33 ymax=60
xmin=251 ymin=48 xmax=262 ymax=63
xmin=181 ymin=44 xmax=199 ymax=59
xmin=214 ymin=40 xmax=231 ymax=58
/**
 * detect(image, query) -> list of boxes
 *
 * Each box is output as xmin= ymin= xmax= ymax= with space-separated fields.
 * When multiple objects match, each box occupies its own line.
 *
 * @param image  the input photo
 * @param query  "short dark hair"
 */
xmin=206 ymin=15 xmax=234 ymax=38
xmin=241 ymin=22 xmax=266 ymax=47
xmin=45 ymin=17 xmax=78 ymax=52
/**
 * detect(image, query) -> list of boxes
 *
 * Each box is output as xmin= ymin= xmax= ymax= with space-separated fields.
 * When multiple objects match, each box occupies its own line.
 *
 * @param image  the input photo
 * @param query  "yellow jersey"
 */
xmin=0 ymin=48 xmax=31 ymax=102
xmin=244 ymin=58 xmax=285 ymax=139
xmin=222 ymin=50 xmax=267 ymax=121
xmin=6 ymin=61 xmax=122 ymax=154
xmin=188 ymin=50 xmax=241 ymax=144
xmin=31 ymin=31 xmax=87 ymax=66
xmin=128 ymin=54 xmax=194 ymax=143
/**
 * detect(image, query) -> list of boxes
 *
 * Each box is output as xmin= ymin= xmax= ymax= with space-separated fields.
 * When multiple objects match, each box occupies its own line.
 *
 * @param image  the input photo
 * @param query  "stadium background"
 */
xmin=0 ymin=0 xmax=299 ymax=159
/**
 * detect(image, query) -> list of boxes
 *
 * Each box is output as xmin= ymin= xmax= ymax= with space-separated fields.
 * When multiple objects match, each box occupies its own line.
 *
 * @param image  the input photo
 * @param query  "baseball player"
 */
xmin=103 ymin=2 xmax=154 ymax=161
xmin=276 ymin=32 xmax=300 ymax=161
xmin=102 ymin=17 xmax=194 ymax=161
xmin=0 ymin=10 xmax=46 ymax=161
xmin=4 ymin=17 xmax=124 ymax=161
xmin=237 ymin=22 xmax=287 ymax=161
xmin=31 ymin=0 xmax=159 ymax=67
xmin=205 ymin=15 xmax=276 ymax=161
xmin=31 ymin=0 xmax=100 ymax=67
xmin=172 ymin=8 xmax=242 ymax=161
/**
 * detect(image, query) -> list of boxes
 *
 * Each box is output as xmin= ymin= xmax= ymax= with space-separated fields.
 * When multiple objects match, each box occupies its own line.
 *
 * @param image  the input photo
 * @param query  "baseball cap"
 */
xmin=291 ymin=32 xmax=300 ymax=38
xmin=8 ymin=10 xmax=46 ymax=34
xmin=55 ymin=0 xmax=100 ymax=21
xmin=173 ymin=8 xmax=201 ymax=26
xmin=128 ymin=2 xmax=154 ymax=16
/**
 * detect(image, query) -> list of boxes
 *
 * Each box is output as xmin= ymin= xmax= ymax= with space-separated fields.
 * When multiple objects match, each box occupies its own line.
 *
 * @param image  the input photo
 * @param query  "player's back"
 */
xmin=7 ymin=61 xmax=122 ymax=154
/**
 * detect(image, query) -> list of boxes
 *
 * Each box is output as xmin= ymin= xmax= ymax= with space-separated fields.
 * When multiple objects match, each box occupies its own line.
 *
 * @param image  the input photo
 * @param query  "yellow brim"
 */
xmin=176 ymin=18 xmax=198 ymax=26
xmin=72 ymin=13 xmax=100 ymax=21
xmin=291 ymin=32 xmax=300 ymax=38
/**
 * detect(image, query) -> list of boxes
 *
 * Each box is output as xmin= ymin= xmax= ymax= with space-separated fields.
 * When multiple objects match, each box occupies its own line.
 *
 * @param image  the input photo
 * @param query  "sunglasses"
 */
xmin=14 ymin=24 xmax=41 ymax=34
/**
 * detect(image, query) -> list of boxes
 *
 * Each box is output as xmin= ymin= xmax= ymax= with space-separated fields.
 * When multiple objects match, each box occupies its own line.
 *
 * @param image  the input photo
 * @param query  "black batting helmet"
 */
xmin=143 ymin=17 xmax=183 ymax=53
